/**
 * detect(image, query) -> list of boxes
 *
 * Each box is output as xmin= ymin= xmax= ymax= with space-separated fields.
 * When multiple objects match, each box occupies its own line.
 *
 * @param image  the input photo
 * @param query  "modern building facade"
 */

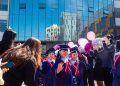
xmin=81 ymin=0 xmax=120 ymax=37
xmin=114 ymin=0 xmax=120 ymax=35
xmin=61 ymin=12 xmax=78 ymax=41
xmin=84 ymin=3 xmax=114 ymax=36
xmin=46 ymin=24 xmax=60 ymax=41
xmin=7 ymin=0 xmax=115 ymax=41
xmin=0 ymin=0 xmax=8 ymax=41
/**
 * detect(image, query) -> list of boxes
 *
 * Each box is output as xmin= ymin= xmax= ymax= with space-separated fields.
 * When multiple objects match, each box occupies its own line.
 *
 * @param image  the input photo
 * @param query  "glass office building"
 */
xmin=8 ymin=0 xmax=117 ymax=41
xmin=0 ymin=0 xmax=8 ymax=41
xmin=0 ymin=0 xmax=8 ymax=31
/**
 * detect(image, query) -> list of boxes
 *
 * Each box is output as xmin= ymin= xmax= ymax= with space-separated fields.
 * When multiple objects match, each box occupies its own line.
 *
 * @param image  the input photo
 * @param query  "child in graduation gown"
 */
xmin=34 ymin=65 xmax=44 ymax=86
xmin=70 ymin=47 xmax=86 ymax=86
xmin=70 ymin=47 xmax=80 ymax=86
xmin=112 ymin=41 xmax=120 ymax=86
xmin=53 ymin=44 xmax=73 ymax=86
xmin=41 ymin=48 xmax=56 ymax=86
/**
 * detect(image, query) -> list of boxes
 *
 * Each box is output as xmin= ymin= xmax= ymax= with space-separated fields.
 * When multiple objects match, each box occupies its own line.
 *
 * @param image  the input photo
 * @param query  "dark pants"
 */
xmin=104 ymin=68 xmax=113 ymax=86
xmin=83 ymin=69 xmax=94 ymax=86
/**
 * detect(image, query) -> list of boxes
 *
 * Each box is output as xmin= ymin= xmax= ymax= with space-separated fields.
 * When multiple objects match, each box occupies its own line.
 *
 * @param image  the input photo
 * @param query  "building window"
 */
xmin=74 ymin=21 xmax=76 ymax=25
xmin=51 ymin=33 xmax=53 ymax=35
xmin=39 ymin=3 xmax=46 ymax=9
xmin=0 ymin=20 xmax=7 ymax=32
xmin=19 ymin=3 xmax=26 ymax=9
xmin=115 ymin=8 xmax=120 ymax=17
xmin=66 ymin=20 xmax=68 ymax=24
xmin=71 ymin=26 xmax=73 ymax=29
xmin=0 ymin=3 xmax=8 ymax=11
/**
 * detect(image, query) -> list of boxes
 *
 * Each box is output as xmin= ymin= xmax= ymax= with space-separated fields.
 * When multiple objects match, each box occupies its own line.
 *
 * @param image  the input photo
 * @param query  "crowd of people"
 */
xmin=0 ymin=29 xmax=120 ymax=86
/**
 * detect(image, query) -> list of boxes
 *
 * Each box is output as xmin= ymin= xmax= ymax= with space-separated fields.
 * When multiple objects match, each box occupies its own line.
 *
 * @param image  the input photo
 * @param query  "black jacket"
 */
xmin=3 ymin=58 xmax=36 ymax=86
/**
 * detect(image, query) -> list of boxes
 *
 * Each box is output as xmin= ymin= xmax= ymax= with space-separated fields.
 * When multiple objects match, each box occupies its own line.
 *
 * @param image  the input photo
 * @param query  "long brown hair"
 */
xmin=1 ymin=37 xmax=41 ymax=68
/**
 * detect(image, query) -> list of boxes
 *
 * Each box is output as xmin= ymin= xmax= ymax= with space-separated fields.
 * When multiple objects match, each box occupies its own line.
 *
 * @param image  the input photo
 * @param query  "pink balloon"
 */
xmin=87 ymin=31 xmax=95 ymax=40
xmin=68 ymin=42 xmax=74 ymax=48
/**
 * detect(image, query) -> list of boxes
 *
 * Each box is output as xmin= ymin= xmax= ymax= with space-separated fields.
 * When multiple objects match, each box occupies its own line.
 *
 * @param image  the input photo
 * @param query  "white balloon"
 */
xmin=78 ymin=38 xmax=88 ymax=48
xmin=78 ymin=38 xmax=84 ymax=45
xmin=78 ymin=46 xmax=85 ymax=53
xmin=68 ymin=42 xmax=74 ymax=48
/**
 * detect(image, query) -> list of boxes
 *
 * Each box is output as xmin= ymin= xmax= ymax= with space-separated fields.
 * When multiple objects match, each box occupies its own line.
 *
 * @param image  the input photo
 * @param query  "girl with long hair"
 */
xmin=53 ymin=44 xmax=73 ymax=86
xmin=0 ymin=37 xmax=41 ymax=86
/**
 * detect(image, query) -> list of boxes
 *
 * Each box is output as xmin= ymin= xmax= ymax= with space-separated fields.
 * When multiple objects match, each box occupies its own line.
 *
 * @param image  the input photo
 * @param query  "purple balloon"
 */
xmin=53 ymin=44 xmax=60 ymax=50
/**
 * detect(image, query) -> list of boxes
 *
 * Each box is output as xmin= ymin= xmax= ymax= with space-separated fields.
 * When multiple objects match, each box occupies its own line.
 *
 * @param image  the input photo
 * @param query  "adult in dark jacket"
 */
xmin=0 ymin=37 xmax=41 ymax=86
xmin=94 ymin=37 xmax=114 ymax=86
xmin=103 ymin=36 xmax=115 ymax=86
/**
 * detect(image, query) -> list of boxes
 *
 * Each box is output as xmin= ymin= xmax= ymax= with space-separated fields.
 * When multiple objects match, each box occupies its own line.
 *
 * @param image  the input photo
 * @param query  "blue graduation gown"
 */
xmin=42 ymin=61 xmax=54 ymax=86
xmin=53 ymin=59 xmax=73 ymax=86
xmin=34 ymin=67 xmax=44 ymax=86
xmin=113 ymin=59 xmax=120 ymax=86
xmin=79 ymin=60 xmax=87 ymax=86
xmin=71 ymin=61 xmax=85 ymax=86
xmin=71 ymin=62 xmax=79 ymax=86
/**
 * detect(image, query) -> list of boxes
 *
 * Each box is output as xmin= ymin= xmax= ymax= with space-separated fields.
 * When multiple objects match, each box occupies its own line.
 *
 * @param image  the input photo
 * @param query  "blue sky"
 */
xmin=9 ymin=0 xmax=113 ymax=41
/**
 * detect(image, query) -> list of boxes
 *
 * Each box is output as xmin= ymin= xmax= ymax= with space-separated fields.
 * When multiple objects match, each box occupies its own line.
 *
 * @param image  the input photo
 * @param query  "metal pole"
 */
xmin=12 ymin=0 xmax=14 ymax=27
xmin=70 ymin=0 xmax=72 ymax=41
xmin=58 ymin=0 xmax=59 ymax=41
xmin=18 ymin=0 xmax=20 ymax=40
xmin=31 ymin=0 xmax=33 ymax=37
xmin=87 ymin=0 xmax=89 ymax=32
xmin=45 ymin=0 xmax=46 ymax=41
xmin=82 ymin=0 xmax=84 ymax=37
xmin=38 ymin=2 xmax=39 ymax=39
xmin=76 ymin=0 xmax=78 ymax=40
xmin=24 ymin=1 xmax=26 ymax=41
xmin=7 ymin=0 xmax=10 ymax=28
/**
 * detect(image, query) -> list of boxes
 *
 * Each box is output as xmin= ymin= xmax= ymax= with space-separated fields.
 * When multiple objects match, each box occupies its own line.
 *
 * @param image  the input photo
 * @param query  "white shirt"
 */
xmin=70 ymin=60 xmax=76 ymax=65
xmin=61 ymin=57 xmax=69 ymax=63
xmin=47 ymin=59 xmax=53 ymax=63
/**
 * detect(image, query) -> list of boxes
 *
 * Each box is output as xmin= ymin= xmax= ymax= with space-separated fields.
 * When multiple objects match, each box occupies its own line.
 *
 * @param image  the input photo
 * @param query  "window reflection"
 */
xmin=9 ymin=0 xmax=113 ymax=41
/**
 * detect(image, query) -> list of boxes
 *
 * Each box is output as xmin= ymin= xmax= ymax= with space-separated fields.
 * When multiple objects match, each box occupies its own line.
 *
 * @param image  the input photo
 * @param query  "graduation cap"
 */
xmin=70 ymin=47 xmax=78 ymax=53
xmin=46 ymin=48 xmax=55 ymax=55
xmin=58 ymin=44 xmax=70 ymax=51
